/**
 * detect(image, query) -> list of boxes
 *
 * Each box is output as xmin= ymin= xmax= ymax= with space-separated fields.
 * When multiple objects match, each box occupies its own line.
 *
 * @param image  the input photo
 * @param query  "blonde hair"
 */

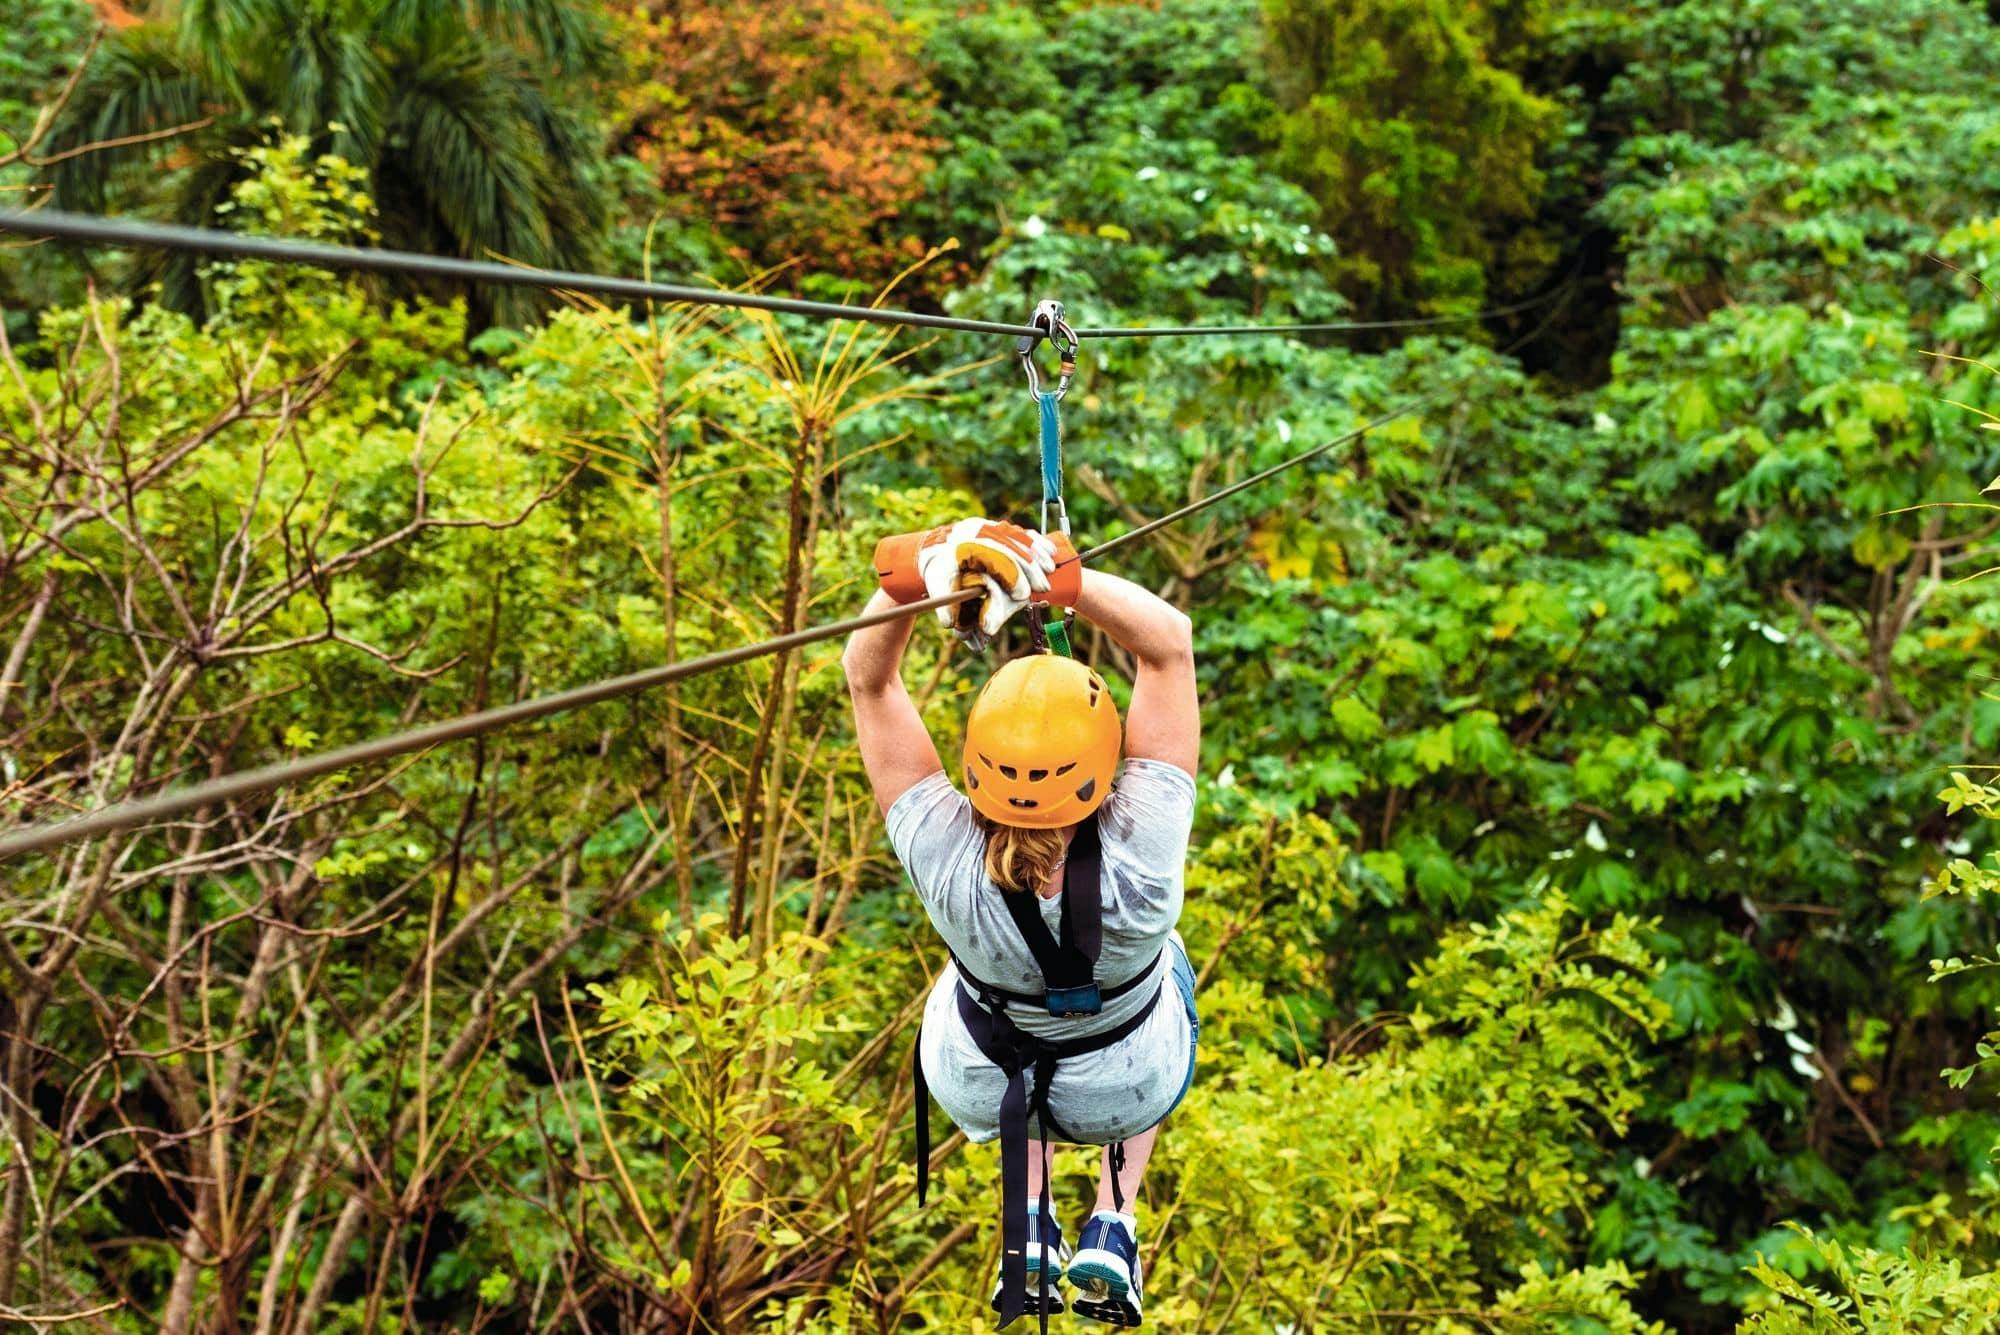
xmin=980 ymin=818 xmax=1067 ymax=895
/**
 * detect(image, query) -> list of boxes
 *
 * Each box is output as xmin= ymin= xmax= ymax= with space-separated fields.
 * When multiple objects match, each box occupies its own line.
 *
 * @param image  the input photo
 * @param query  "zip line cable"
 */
xmin=0 ymin=358 xmax=1521 ymax=861
xmin=1069 ymin=289 xmax=1566 ymax=339
xmin=0 ymin=210 xmax=1043 ymax=337
xmin=0 ymin=589 xmax=984 ymax=859
xmin=0 ymin=216 xmax=1576 ymax=860
xmin=1083 ymin=280 xmax=1578 ymax=563
xmin=0 ymin=209 xmax=1566 ymax=341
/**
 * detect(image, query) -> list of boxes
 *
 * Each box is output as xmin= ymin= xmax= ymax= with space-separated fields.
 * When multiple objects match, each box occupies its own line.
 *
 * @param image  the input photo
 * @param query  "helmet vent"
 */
xmin=967 ymin=768 xmax=979 ymax=790
xmin=999 ymin=764 xmax=1018 ymax=780
xmin=979 ymin=753 xmax=994 ymax=770
xmin=1075 ymin=777 xmax=1097 ymax=803
xmin=1056 ymin=762 xmax=1075 ymax=777
xmin=1008 ymin=797 xmax=1038 ymax=809
xmin=1028 ymin=768 xmax=1047 ymax=782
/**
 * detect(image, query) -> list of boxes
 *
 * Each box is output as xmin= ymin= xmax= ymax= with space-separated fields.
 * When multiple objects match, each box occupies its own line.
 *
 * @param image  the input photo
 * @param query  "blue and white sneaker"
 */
xmin=1069 ymin=1211 xmax=1143 ymax=1326
xmin=991 ymin=1206 xmax=1071 ymax=1317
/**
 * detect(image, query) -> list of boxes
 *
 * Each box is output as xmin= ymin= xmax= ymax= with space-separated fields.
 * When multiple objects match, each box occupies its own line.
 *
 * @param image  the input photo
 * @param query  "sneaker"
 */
xmin=1069 ymin=1211 xmax=1143 ymax=1327
xmin=991 ymin=1207 xmax=1070 ymax=1317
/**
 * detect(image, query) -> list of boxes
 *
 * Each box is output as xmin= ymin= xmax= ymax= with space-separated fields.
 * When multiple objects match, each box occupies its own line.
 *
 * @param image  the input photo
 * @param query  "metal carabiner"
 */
xmin=1016 ymin=298 xmax=1079 ymax=402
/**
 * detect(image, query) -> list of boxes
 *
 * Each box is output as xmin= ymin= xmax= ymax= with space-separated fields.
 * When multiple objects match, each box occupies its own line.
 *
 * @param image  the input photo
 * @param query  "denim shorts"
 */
xmin=1160 ymin=934 xmax=1200 ymax=1118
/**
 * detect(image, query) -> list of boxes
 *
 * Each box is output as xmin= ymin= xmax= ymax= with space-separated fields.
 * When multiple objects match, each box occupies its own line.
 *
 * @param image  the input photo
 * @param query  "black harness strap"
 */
xmin=948 ymin=947 xmax=1162 ymax=1014
xmin=911 ymin=812 xmax=1163 ymax=1330
xmin=996 ymin=816 xmax=1104 ymax=1015
xmin=913 ymin=980 xmax=1161 ymax=1330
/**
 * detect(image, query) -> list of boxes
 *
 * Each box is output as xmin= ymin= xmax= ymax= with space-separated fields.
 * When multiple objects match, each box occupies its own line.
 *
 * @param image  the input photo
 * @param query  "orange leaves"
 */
xmin=612 ymin=0 xmax=941 ymax=280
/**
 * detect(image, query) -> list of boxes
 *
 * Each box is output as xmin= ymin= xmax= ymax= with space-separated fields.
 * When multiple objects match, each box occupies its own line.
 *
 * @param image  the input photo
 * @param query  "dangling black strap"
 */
xmin=1035 ymin=1062 xmax=1058 ymax=1326
xmin=997 ymin=1054 xmax=1031 ymax=1326
xmin=912 ymin=1016 xmax=1082 ymax=1332
xmin=914 ymin=1041 xmax=931 ymax=1208
xmin=946 ymin=979 xmax=1160 ymax=1329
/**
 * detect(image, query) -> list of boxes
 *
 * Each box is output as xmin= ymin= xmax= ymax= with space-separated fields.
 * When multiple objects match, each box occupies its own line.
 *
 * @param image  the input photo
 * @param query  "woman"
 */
xmin=842 ymin=518 xmax=1199 ymax=1329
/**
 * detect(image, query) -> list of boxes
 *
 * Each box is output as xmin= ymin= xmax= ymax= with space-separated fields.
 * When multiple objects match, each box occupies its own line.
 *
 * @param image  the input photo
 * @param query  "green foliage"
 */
xmin=1122 ymin=893 xmax=1669 ymax=1329
xmin=37 ymin=0 xmax=611 ymax=323
xmin=1593 ymin=0 xmax=1994 ymax=324
xmin=1928 ymin=773 xmax=2000 ymax=1094
xmin=902 ymin=0 xmax=1341 ymax=323
xmin=7 ymin=0 xmax=2000 ymax=1328
xmin=0 ymin=0 xmax=91 ymax=171
xmin=0 ymin=0 xmax=93 ymax=329
xmin=1261 ymin=0 xmax=1565 ymax=312
xmin=1741 ymin=1226 xmax=2000 ymax=1332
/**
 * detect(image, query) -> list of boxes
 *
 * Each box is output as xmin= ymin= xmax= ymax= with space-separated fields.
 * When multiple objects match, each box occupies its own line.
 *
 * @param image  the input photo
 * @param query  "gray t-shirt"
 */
xmin=887 ymin=758 xmax=1197 ymax=1143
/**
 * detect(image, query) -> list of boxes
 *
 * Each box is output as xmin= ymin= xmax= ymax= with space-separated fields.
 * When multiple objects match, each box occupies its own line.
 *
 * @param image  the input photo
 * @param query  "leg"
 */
xmin=1025 ymin=1134 xmax=1053 ymax=1206
xmin=995 ymin=1135 xmax=1069 ymax=1316
xmin=1093 ymin=1124 xmax=1158 ymax=1214
xmin=1071 ymin=1125 xmax=1159 ymax=1326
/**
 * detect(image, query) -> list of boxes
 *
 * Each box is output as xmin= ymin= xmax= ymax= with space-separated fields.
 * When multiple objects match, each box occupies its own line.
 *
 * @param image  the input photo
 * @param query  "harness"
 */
xmin=912 ymin=813 xmax=1167 ymax=1329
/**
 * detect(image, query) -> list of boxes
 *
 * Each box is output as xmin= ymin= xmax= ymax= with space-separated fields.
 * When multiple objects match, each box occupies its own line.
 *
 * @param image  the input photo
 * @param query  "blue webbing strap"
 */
xmin=1038 ymin=389 xmax=1065 ymax=535
xmin=1036 ymin=389 xmax=1075 ymax=657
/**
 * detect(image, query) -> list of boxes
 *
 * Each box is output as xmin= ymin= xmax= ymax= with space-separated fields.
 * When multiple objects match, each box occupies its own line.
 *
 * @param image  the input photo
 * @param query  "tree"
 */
xmin=1260 ymin=0 xmax=1566 ymax=315
xmin=37 ymin=0 xmax=611 ymax=324
xmin=610 ymin=0 xmax=940 ymax=283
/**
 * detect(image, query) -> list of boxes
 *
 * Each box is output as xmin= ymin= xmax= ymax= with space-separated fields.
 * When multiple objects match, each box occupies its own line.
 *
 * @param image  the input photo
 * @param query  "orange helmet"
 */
xmin=963 ymin=656 xmax=1121 ymax=829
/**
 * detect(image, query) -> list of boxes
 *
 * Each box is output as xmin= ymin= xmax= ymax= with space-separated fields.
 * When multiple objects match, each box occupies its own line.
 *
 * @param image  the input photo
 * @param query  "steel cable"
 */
xmin=1069 ymin=286 xmax=1567 ymax=339
xmin=0 ymin=589 xmax=982 ymax=858
xmin=0 ymin=214 xmax=1577 ymax=859
xmin=0 ymin=210 xmax=1046 ymax=337
xmin=0 ymin=209 xmax=1565 ymax=342
xmin=1081 ymin=278 xmax=1576 ymax=563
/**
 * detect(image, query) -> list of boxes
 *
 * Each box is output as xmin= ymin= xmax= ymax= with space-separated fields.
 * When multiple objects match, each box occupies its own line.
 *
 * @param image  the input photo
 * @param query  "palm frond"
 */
xmin=383 ymin=36 xmax=606 ymax=321
xmin=386 ymin=37 xmax=555 ymax=321
xmin=512 ymin=86 xmax=609 ymax=242
xmin=371 ymin=0 xmax=462 ymax=63
xmin=44 ymin=27 xmax=226 ymax=213
xmin=39 ymin=0 xmax=611 ymax=325
xmin=465 ymin=0 xmax=607 ymax=77
xmin=175 ymin=0 xmax=279 ymax=101
xmin=278 ymin=20 xmax=388 ymax=162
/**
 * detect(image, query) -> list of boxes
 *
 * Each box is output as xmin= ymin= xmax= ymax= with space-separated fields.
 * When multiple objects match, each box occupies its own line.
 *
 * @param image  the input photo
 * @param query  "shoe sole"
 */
xmin=1068 ymin=1260 xmax=1140 ymax=1327
xmin=991 ymin=1256 xmax=1068 ymax=1316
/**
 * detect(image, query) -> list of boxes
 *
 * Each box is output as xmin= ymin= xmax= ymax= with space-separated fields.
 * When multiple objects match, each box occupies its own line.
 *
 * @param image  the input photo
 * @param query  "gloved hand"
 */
xmin=874 ymin=519 xmax=1069 ymax=649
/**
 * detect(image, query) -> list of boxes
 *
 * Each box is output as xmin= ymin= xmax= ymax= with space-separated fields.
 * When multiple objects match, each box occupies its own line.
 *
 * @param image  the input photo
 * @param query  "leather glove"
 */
xmin=874 ymin=519 xmax=1073 ymax=649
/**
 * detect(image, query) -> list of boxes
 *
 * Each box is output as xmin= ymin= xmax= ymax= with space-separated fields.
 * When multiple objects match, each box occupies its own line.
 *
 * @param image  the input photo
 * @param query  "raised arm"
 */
xmin=842 ymin=590 xmax=945 ymax=815
xmin=1074 ymin=571 xmax=1199 ymax=775
xmin=847 ymin=519 xmax=1075 ymax=814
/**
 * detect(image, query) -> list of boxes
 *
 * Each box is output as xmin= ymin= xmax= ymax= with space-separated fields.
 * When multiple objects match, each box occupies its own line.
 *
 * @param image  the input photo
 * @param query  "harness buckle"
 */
xmin=1044 ymin=982 xmax=1102 ymax=1018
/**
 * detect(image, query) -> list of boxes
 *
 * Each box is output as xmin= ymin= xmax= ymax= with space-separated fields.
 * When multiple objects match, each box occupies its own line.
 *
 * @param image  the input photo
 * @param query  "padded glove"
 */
xmin=874 ymin=519 xmax=1077 ymax=648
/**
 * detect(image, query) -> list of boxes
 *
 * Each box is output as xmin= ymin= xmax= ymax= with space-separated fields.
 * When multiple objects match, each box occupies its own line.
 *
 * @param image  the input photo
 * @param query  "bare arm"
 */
xmin=842 ymin=590 xmax=945 ymax=814
xmin=1074 ymin=570 xmax=1198 ymax=775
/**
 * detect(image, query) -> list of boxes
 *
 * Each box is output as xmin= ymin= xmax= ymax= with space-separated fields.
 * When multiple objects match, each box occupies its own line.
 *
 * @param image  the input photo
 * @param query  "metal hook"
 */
xmin=1016 ymin=298 xmax=1079 ymax=402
